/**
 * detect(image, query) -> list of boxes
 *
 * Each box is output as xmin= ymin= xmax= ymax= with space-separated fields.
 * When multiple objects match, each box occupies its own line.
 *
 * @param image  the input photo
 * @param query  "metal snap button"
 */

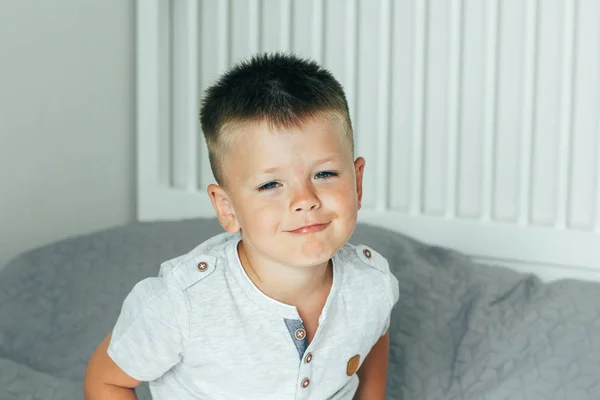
xmin=197 ymin=261 xmax=208 ymax=272
xmin=301 ymin=377 xmax=310 ymax=388
xmin=363 ymin=248 xmax=372 ymax=259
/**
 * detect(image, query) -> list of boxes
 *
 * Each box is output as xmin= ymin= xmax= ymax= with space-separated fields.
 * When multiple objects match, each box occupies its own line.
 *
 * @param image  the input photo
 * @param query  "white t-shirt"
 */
xmin=108 ymin=232 xmax=399 ymax=399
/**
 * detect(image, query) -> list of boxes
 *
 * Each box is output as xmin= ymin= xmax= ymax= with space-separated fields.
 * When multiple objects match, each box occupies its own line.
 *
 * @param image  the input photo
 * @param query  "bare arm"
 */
xmin=354 ymin=333 xmax=390 ymax=400
xmin=84 ymin=333 xmax=142 ymax=399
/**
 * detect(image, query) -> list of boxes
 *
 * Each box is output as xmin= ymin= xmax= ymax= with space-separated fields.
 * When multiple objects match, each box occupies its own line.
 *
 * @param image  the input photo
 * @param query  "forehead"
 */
xmin=223 ymin=113 xmax=351 ymax=156
xmin=218 ymin=114 xmax=352 ymax=184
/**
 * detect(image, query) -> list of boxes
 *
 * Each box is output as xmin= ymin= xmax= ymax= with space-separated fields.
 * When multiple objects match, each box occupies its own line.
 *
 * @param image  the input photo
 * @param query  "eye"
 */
xmin=315 ymin=171 xmax=338 ymax=180
xmin=257 ymin=181 xmax=281 ymax=191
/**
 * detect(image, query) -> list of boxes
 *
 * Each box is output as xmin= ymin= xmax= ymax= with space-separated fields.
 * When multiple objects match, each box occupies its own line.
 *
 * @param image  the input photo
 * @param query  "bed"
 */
xmin=1 ymin=218 xmax=600 ymax=399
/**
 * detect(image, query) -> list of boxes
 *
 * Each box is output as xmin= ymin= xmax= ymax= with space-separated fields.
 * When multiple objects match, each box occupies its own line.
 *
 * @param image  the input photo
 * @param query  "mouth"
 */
xmin=287 ymin=222 xmax=330 ymax=234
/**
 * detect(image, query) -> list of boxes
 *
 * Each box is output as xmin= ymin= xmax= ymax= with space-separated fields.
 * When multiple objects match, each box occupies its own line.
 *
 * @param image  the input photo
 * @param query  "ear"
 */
xmin=207 ymin=184 xmax=240 ymax=233
xmin=353 ymin=157 xmax=366 ymax=210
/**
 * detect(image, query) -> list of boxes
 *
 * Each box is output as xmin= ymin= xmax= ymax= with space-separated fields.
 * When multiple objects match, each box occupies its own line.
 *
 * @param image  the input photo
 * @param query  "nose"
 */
xmin=290 ymin=184 xmax=321 ymax=212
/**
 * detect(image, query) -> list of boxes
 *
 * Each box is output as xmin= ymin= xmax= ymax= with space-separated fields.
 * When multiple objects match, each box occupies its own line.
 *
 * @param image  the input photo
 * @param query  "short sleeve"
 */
xmin=107 ymin=277 xmax=188 ymax=381
xmin=355 ymin=245 xmax=400 ymax=337
xmin=381 ymin=268 xmax=400 ymax=336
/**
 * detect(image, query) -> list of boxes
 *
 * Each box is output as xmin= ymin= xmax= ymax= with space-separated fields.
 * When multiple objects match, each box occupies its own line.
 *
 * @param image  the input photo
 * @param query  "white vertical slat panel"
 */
xmin=481 ymin=0 xmax=498 ymax=222
xmin=494 ymin=0 xmax=526 ymax=223
xmin=171 ymin=0 xmax=199 ymax=191
xmin=345 ymin=0 xmax=358 ymax=125
xmin=531 ymin=0 xmax=563 ymax=226
xmin=230 ymin=0 xmax=260 ymax=64
xmin=423 ymin=0 xmax=450 ymax=216
xmin=217 ymin=0 xmax=230 ymax=69
xmin=458 ymin=0 xmax=485 ymax=219
xmin=198 ymin=0 xmax=229 ymax=186
xmin=375 ymin=0 xmax=392 ymax=211
xmin=261 ymin=0 xmax=292 ymax=52
xmin=249 ymin=0 xmax=260 ymax=55
xmin=198 ymin=0 xmax=229 ymax=78
xmin=189 ymin=0 xmax=201 ymax=190
xmin=517 ymin=0 xmax=537 ymax=226
xmin=355 ymin=0 xmax=383 ymax=209
xmin=409 ymin=0 xmax=427 ymax=216
xmin=292 ymin=0 xmax=321 ymax=61
xmin=323 ymin=0 xmax=351 ymax=99
xmin=172 ymin=1 xmax=183 ymax=188
xmin=570 ymin=0 xmax=599 ymax=231
xmin=389 ymin=0 xmax=415 ymax=212
xmin=311 ymin=0 xmax=324 ymax=63
xmin=291 ymin=0 xmax=310 ymax=56
xmin=157 ymin=0 xmax=171 ymax=187
xmin=445 ymin=0 xmax=462 ymax=218
xmin=322 ymin=0 xmax=358 ymax=150
xmin=556 ymin=0 xmax=575 ymax=229
xmin=281 ymin=0 xmax=292 ymax=52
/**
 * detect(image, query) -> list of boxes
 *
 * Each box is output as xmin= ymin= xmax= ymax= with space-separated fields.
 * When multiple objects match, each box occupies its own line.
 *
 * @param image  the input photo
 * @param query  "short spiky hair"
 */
xmin=199 ymin=52 xmax=353 ymax=185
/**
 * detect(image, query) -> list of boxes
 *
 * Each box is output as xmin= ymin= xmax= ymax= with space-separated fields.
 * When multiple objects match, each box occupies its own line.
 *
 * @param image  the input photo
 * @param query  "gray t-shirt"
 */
xmin=108 ymin=232 xmax=399 ymax=399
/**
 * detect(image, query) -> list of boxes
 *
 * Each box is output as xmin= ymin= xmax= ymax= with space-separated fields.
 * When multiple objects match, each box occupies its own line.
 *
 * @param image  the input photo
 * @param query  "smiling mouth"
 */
xmin=288 ymin=223 xmax=330 ymax=234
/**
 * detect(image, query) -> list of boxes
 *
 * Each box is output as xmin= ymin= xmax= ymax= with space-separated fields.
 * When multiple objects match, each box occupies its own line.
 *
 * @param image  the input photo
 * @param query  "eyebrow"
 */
xmin=257 ymin=166 xmax=281 ymax=175
xmin=250 ymin=156 xmax=342 ymax=178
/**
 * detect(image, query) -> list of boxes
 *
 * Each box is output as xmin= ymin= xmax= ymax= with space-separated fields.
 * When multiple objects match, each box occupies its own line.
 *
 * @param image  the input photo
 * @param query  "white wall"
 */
xmin=0 ymin=0 xmax=135 ymax=270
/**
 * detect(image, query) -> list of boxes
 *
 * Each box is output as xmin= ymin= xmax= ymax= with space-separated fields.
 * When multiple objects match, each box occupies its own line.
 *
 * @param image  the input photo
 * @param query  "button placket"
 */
xmin=298 ymin=347 xmax=314 ymax=394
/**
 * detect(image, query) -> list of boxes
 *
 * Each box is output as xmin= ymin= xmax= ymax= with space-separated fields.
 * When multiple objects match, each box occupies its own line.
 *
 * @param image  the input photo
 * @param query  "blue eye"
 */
xmin=315 ymin=171 xmax=338 ymax=180
xmin=257 ymin=181 xmax=281 ymax=191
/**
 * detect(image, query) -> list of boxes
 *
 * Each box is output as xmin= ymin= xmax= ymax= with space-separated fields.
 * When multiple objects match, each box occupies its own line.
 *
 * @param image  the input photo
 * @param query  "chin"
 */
xmin=294 ymin=242 xmax=341 ymax=267
xmin=292 ymin=258 xmax=331 ymax=270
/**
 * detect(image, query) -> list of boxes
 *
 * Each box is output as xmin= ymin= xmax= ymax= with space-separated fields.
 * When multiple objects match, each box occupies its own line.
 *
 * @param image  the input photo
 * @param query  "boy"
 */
xmin=85 ymin=53 xmax=399 ymax=399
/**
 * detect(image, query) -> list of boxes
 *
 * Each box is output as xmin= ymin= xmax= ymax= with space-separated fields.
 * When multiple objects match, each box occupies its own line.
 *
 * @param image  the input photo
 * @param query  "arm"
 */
xmin=84 ymin=333 xmax=141 ymax=399
xmin=354 ymin=333 xmax=390 ymax=400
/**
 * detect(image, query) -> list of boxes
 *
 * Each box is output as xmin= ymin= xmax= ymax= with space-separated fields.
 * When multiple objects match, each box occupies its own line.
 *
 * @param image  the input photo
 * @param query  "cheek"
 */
xmin=323 ymin=184 xmax=359 ymax=211
xmin=237 ymin=197 xmax=283 ymax=229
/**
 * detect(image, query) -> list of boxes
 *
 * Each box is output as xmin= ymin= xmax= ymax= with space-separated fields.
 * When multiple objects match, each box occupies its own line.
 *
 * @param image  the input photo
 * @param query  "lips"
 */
xmin=288 ymin=222 xmax=330 ymax=234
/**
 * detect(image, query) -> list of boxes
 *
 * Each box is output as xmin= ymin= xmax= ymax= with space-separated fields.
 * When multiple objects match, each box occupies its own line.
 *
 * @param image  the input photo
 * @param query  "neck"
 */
xmin=237 ymin=241 xmax=333 ymax=306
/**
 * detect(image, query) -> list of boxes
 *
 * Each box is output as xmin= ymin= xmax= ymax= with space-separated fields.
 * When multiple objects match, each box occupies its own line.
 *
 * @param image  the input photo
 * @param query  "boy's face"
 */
xmin=208 ymin=113 xmax=365 ymax=269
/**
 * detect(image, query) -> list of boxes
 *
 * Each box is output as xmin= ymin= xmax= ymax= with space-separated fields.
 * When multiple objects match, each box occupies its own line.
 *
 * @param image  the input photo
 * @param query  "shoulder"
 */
xmin=112 ymin=233 xmax=238 ymax=350
xmin=157 ymin=231 xmax=238 ymax=292
xmin=338 ymin=242 xmax=390 ymax=274
xmin=337 ymin=242 xmax=399 ymax=308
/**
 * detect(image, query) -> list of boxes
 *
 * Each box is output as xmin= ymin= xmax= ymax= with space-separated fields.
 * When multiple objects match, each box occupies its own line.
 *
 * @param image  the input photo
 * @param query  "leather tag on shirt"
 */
xmin=346 ymin=354 xmax=360 ymax=376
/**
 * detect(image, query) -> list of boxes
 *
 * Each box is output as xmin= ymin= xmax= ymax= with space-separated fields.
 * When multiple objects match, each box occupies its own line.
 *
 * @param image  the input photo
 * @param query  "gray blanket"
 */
xmin=0 ymin=219 xmax=599 ymax=399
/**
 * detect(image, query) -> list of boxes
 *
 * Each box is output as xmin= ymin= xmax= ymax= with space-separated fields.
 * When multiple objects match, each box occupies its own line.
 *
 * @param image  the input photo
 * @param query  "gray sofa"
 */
xmin=1 ymin=218 xmax=599 ymax=399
